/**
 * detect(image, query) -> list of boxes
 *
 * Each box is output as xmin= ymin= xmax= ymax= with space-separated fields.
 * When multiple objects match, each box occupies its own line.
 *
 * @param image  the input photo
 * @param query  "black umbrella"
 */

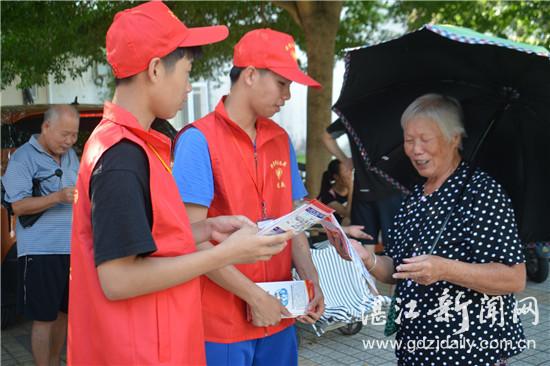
xmin=333 ymin=24 xmax=550 ymax=243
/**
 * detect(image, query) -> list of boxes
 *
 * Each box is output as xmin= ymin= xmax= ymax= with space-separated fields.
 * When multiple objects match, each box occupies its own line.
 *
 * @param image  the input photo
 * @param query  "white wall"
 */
xmin=1 ymin=79 xmax=49 ymax=105
xmin=47 ymin=63 xmax=111 ymax=104
xmin=1 ymin=59 xmax=350 ymax=157
xmin=1 ymin=63 xmax=111 ymax=107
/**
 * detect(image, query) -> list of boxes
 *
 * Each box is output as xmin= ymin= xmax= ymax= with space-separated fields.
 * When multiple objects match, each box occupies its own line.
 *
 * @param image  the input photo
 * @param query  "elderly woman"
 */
xmin=353 ymin=94 xmax=526 ymax=365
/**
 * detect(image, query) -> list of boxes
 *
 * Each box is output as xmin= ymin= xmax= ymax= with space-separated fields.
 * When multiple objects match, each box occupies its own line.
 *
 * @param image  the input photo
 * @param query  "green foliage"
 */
xmin=1 ymin=1 xmax=388 ymax=89
xmin=1 ymin=1 xmax=130 ymax=89
xmin=0 ymin=1 xmax=299 ymax=89
xmin=337 ymin=1 xmax=390 ymax=53
xmin=2 ymin=0 xmax=547 ymax=90
xmin=389 ymin=0 xmax=550 ymax=49
xmin=167 ymin=1 xmax=298 ymax=80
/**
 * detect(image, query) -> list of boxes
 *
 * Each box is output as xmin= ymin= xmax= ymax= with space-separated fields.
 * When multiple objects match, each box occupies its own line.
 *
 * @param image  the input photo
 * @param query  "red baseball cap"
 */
xmin=107 ymin=1 xmax=228 ymax=78
xmin=233 ymin=28 xmax=321 ymax=89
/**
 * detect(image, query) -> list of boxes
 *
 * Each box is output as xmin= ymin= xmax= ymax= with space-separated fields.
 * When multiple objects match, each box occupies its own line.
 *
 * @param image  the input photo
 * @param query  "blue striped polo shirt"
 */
xmin=2 ymin=134 xmax=79 ymax=256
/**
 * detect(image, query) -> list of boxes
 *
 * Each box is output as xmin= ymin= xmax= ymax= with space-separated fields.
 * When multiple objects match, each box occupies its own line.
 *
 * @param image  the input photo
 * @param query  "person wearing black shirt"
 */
xmin=323 ymin=119 xmax=403 ymax=254
xmin=317 ymin=159 xmax=372 ymax=241
xmin=317 ymin=159 xmax=351 ymax=224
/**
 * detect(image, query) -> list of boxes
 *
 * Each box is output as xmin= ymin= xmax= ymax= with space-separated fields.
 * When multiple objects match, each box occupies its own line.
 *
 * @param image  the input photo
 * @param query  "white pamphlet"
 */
xmin=257 ymin=200 xmax=334 ymax=236
xmin=251 ymin=280 xmax=315 ymax=318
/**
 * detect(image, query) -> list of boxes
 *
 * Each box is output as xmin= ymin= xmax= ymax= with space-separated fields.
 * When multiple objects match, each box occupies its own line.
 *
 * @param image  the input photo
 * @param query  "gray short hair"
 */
xmin=401 ymin=94 xmax=466 ymax=145
xmin=43 ymin=105 xmax=79 ymax=125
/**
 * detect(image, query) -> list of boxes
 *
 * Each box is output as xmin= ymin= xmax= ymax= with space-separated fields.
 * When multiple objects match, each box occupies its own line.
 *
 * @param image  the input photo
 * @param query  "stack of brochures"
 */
xmin=258 ymin=200 xmax=379 ymax=296
xmin=252 ymin=280 xmax=315 ymax=318
xmin=257 ymin=200 xmax=334 ymax=235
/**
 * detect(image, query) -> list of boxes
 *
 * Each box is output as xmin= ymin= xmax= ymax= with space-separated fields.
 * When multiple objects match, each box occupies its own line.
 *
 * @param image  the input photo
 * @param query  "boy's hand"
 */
xmin=297 ymin=283 xmax=324 ymax=324
xmin=220 ymin=226 xmax=294 ymax=264
xmin=208 ymin=215 xmax=255 ymax=242
xmin=249 ymin=291 xmax=291 ymax=327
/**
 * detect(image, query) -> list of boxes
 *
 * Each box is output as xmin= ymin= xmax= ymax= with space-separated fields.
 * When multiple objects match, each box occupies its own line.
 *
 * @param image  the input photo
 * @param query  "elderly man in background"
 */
xmin=2 ymin=105 xmax=79 ymax=366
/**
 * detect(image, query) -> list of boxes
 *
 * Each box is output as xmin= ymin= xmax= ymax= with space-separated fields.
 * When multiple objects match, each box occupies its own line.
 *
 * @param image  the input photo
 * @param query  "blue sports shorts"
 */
xmin=205 ymin=325 xmax=298 ymax=366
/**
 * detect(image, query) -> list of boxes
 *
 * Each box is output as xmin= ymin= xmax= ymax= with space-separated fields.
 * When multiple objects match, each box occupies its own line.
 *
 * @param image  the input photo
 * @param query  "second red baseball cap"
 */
xmin=233 ymin=28 xmax=321 ymax=89
xmin=107 ymin=1 xmax=229 ymax=78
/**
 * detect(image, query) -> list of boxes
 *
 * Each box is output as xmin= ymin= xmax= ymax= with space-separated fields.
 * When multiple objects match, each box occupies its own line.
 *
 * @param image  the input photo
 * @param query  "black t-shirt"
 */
xmin=327 ymin=119 xmax=399 ymax=201
xmin=90 ymin=140 xmax=156 ymax=266
xmin=319 ymin=188 xmax=347 ymax=223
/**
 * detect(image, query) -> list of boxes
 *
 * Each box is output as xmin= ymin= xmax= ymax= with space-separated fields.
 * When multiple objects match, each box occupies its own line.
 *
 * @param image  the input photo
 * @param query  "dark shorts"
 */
xmin=351 ymin=193 xmax=403 ymax=246
xmin=17 ymin=254 xmax=70 ymax=321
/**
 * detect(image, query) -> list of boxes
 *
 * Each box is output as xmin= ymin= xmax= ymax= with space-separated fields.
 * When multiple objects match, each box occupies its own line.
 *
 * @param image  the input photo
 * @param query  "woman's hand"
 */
xmin=343 ymin=225 xmax=373 ymax=240
xmin=392 ymin=254 xmax=448 ymax=285
xmin=350 ymin=240 xmax=375 ymax=267
xmin=394 ymin=255 xmax=525 ymax=294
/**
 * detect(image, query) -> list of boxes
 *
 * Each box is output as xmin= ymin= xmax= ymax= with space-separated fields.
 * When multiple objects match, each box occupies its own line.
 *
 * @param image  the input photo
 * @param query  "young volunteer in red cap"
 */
xmin=172 ymin=28 xmax=325 ymax=366
xmin=68 ymin=5 xmax=293 ymax=365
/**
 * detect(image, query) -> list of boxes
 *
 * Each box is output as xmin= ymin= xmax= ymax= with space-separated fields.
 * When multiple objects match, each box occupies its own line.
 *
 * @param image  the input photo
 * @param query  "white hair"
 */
xmin=401 ymin=94 xmax=466 ymax=146
xmin=43 ymin=105 xmax=79 ymax=125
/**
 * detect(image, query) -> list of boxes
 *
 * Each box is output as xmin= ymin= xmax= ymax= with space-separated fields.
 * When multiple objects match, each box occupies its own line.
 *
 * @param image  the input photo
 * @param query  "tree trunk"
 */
xmin=302 ymin=2 xmax=342 ymax=198
xmin=275 ymin=1 xmax=343 ymax=198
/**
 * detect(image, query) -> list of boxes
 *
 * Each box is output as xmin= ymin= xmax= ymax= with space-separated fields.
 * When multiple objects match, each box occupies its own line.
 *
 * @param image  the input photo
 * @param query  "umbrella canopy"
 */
xmin=333 ymin=24 xmax=550 ymax=243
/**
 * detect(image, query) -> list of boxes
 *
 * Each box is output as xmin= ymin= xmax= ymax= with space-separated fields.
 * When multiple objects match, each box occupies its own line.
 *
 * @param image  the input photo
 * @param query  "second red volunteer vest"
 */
xmin=68 ymin=102 xmax=205 ymax=365
xmin=191 ymin=99 xmax=294 ymax=343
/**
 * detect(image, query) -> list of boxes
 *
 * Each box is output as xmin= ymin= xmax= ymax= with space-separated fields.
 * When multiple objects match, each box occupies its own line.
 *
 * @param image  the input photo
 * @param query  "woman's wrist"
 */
xmin=367 ymin=254 xmax=377 ymax=272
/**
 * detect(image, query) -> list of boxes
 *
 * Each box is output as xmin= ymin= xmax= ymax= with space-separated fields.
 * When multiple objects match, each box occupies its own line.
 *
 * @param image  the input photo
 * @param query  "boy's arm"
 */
xmin=286 ymin=139 xmax=325 ymax=322
xmin=186 ymin=203 xmax=290 ymax=327
xmin=190 ymin=215 xmax=254 ymax=244
xmin=291 ymin=232 xmax=325 ymax=324
xmin=91 ymin=141 xmax=291 ymax=303
xmin=97 ymin=226 xmax=292 ymax=300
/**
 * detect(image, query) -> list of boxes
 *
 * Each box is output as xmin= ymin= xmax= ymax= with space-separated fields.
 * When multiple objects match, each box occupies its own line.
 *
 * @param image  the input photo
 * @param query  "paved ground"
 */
xmin=296 ymin=280 xmax=550 ymax=366
xmin=2 ymin=279 xmax=548 ymax=365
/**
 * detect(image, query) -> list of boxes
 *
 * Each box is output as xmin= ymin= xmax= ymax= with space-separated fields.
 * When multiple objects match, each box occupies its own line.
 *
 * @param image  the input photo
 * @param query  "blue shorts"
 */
xmin=205 ymin=326 xmax=298 ymax=366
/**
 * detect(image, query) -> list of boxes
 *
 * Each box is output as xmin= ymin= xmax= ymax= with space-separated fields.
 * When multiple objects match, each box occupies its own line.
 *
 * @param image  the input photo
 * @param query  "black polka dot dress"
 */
xmin=385 ymin=161 xmax=526 ymax=366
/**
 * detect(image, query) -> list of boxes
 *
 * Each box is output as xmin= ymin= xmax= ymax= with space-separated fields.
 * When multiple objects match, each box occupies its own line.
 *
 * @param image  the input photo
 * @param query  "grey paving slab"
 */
xmin=298 ymin=357 xmax=320 ymax=366
xmin=325 ymin=351 xmax=360 ymax=363
xmin=1 ymin=278 xmax=548 ymax=366
xmin=358 ymin=355 xmax=392 ymax=365
xmin=520 ymin=351 xmax=550 ymax=365
xmin=347 ymin=362 xmax=367 ymax=366
xmin=305 ymin=354 xmax=335 ymax=364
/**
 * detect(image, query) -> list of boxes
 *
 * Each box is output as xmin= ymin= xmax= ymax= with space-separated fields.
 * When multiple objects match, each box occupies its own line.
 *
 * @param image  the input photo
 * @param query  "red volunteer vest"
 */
xmin=68 ymin=102 xmax=205 ymax=365
xmin=188 ymin=99 xmax=294 ymax=343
